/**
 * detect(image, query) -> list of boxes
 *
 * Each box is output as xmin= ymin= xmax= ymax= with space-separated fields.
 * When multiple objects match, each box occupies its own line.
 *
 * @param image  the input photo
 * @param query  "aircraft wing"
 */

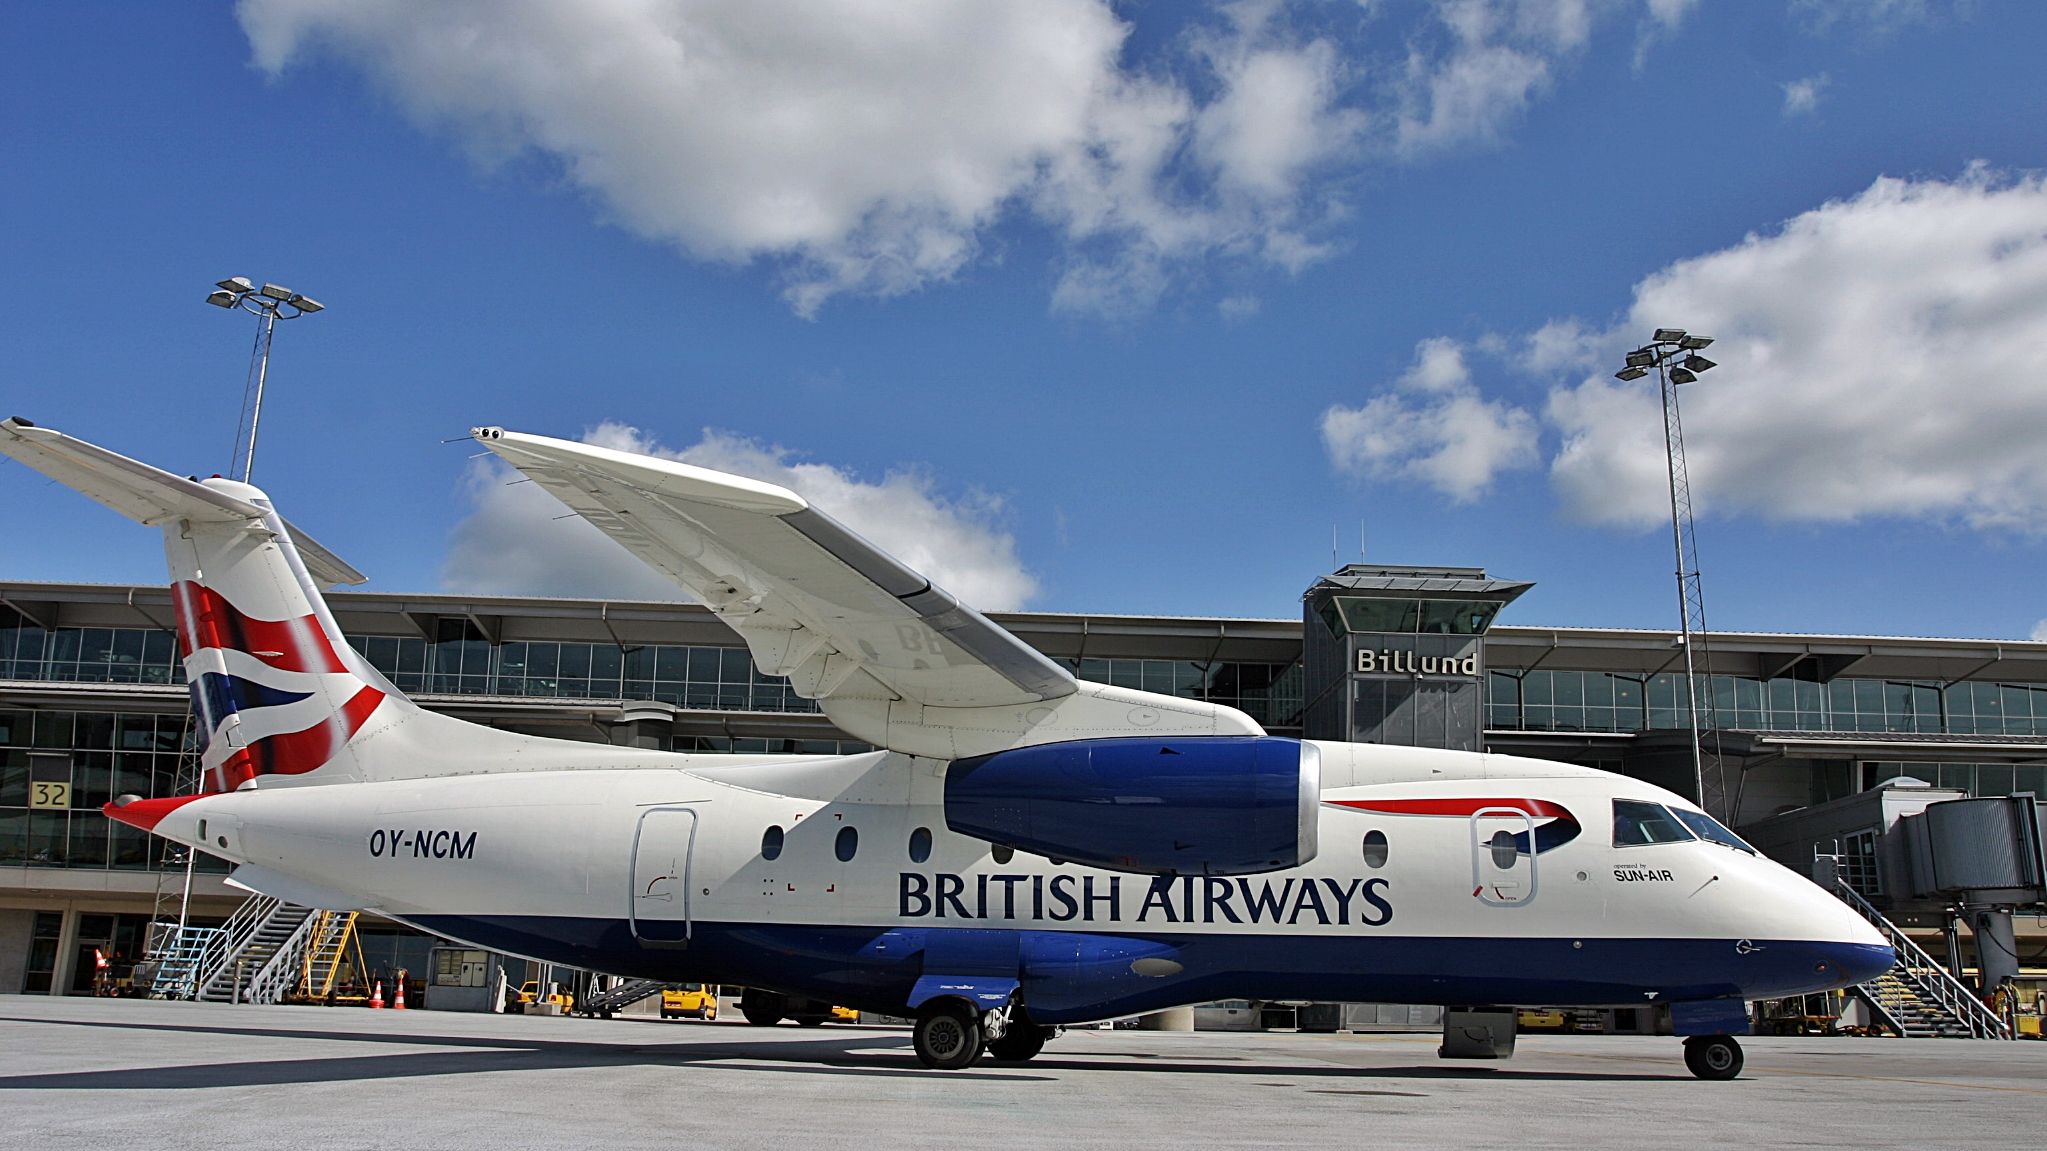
xmin=471 ymin=427 xmax=1075 ymax=709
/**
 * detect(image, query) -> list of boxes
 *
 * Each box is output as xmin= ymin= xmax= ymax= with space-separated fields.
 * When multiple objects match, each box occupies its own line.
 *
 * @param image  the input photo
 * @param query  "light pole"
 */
xmin=206 ymin=278 xmax=323 ymax=484
xmin=1615 ymin=329 xmax=1723 ymax=818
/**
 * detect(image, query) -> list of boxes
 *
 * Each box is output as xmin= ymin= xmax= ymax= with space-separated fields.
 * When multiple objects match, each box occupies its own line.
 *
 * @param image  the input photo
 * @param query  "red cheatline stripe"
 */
xmin=171 ymin=581 xmax=347 ymax=674
xmin=1327 ymin=797 xmax=1575 ymax=821
xmin=216 ymin=685 xmax=385 ymax=790
xmin=101 ymin=794 xmax=204 ymax=833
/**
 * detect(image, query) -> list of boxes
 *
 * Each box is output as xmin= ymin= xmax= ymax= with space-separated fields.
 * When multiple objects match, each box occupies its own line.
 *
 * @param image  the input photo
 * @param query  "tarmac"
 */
xmin=2 ymin=996 xmax=2042 ymax=1151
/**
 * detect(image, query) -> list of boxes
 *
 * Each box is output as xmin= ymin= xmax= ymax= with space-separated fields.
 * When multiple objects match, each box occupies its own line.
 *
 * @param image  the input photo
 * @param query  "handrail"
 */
xmin=196 ymin=893 xmax=283 ymax=999
xmin=148 ymin=925 xmax=223 ymax=999
xmin=1833 ymin=879 xmax=2012 ymax=1040
xmin=298 ymin=911 xmax=359 ymax=999
xmin=245 ymin=911 xmax=319 ymax=1005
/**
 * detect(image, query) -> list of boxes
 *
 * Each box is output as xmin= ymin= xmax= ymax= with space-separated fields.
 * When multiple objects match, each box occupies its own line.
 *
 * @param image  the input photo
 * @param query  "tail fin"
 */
xmin=0 ymin=417 xmax=404 ymax=791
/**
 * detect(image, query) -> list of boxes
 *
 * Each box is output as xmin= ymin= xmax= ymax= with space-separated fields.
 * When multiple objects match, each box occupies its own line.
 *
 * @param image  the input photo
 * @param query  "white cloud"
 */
xmin=1782 ymin=73 xmax=1830 ymax=116
xmin=1218 ymin=294 xmax=1263 ymax=322
xmin=1320 ymin=170 xmax=2047 ymax=534
xmin=2032 ymin=619 xmax=2047 ymax=643
xmin=1792 ymin=0 xmax=1939 ymax=35
xmin=442 ymin=422 xmax=1039 ymax=610
xmin=237 ymin=0 xmax=1685 ymax=317
xmin=1544 ymin=168 xmax=2047 ymax=532
xmin=1321 ymin=337 xmax=1540 ymax=502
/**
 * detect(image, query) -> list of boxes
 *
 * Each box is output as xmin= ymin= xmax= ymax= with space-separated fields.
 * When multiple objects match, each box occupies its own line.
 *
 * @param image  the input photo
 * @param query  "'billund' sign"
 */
xmin=1355 ymin=649 xmax=1479 ymax=676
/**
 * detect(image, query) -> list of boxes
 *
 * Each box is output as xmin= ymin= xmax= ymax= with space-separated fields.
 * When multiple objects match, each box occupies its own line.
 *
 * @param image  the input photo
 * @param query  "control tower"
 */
xmin=1301 ymin=564 xmax=1532 ymax=752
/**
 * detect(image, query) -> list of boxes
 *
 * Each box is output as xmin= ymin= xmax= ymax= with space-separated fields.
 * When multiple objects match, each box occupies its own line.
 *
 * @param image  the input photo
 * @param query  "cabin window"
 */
xmin=908 ymin=826 xmax=932 ymax=864
xmin=835 ymin=826 xmax=858 ymax=862
xmin=1362 ymin=830 xmax=1388 ymax=868
xmin=991 ymin=844 xmax=1014 ymax=865
xmin=761 ymin=825 xmax=784 ymax=860
xmin=1488 ymin=829 xmax=1518 ymax=870
xmin=1612 ymin=799 xmax=1694 ymax=847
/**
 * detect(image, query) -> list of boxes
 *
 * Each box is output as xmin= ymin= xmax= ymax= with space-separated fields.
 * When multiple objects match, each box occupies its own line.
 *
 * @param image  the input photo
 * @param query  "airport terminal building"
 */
xmin=4 ymin=565 xmax=2044 ymax=1017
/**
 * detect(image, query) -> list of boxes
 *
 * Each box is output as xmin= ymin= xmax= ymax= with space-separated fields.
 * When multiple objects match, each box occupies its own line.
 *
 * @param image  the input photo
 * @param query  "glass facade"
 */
xmin=1065 ymin=658 xmax=1302 ymax=729
xmin=1486 ymin=669 xmax=2047 ymax=738
xmin=0 ymin=709 xmax=211 ymax=871
xmin=1864 ymin=761 xmax=2047 ymax=797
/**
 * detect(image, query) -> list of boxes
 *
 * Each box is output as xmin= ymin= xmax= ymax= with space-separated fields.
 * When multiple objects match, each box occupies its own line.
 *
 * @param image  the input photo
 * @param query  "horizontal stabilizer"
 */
xmin=283 ymin=518 xmax=368 ymax=588
xmin=0 ymin=416 xmax=261 ymax=526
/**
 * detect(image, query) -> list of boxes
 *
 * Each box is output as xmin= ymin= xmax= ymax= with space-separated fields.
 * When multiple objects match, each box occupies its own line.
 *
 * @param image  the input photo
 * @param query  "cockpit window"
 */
xmin=1613 ymin=799 xmax=1695 ymax=846
xmin=1671 ymin=808 xmax=1756 ymax=855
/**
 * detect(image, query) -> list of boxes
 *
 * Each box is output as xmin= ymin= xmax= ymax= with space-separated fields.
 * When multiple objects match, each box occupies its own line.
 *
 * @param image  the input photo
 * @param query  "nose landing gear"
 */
xmin=1682 ymin=1034 xmax=1744 ymax=1080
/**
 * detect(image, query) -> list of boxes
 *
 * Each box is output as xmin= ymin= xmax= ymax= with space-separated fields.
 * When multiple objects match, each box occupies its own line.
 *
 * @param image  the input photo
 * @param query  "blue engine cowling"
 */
xmin=943 ymin=736 xmax=1321 ymax=876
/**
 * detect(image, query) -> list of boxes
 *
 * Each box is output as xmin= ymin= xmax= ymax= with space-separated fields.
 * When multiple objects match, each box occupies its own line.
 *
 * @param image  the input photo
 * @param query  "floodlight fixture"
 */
xmin=289 ymin=294 xmax=323 ymax=314
xmin=1625 ymin=349 xmax=1656 ymax=368
xmin=217 ymin=276 xmax=254 ymax=293
xmin=1615 ymin=366 xmax=1650 ymax=381
xmin=259 ymin=282 xmax=293 ymax=301
xmin=1682 ymin=354 xmax=1716 ymax=373
xmin=1679 ymin=335 xmax=1714 ymax=350
xmin=206 ymin=290 xmax=238 ymax=308
xmin=1653 ymin=328 xmax=1688 ymax=344
xmin=1669 ymin=366 xmax=1698 ymax=384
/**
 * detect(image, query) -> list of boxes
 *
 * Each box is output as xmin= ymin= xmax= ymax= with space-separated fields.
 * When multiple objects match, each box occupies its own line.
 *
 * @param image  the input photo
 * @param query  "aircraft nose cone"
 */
xmin=1822 ymin=941 xmax=1898 ymax=988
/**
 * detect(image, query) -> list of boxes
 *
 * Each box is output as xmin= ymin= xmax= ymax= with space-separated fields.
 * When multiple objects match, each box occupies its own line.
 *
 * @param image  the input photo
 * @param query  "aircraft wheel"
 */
xmin=742 ymin=1005 xmax=784 ymax=1027
xmin=986 ymin=1024 xmax=1050 ymax=1062
xmin=1683 ymin=1035 xmax=1743 ymax=1081
xmin=914 ymin=1003 xmax=984 ymax=1070
xmin=797 ymin=1015 xmax=828 ymax=1028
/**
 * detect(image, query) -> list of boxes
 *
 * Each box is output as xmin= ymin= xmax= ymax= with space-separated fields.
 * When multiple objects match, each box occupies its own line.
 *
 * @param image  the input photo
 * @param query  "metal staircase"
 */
xmin=193 ymin=896 xmax=316 ymax=1004
xmin=147 ymin=925 xmax=224 ymax=1000
xmin=295 ymin=910 xmax=363 ymax=1001
xmin=1833 ymin=879 xmax=2013 ymax=1040
xmin=574 ymin=978 xmax=672 ymax=1016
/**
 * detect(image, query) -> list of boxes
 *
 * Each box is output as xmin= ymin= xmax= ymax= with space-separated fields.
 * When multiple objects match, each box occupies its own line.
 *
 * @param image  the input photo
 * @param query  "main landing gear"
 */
xmin=1682 ymin=1034 xmax=1744 ymax=1081
xmin=912 ymin=998 xmax=1057 ymax=1069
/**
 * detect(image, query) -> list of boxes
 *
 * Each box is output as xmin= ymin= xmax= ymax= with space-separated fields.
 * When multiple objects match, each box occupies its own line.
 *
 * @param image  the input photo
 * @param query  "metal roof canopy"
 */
xmin=1305 ymin=564 xmax=1536 ymax=602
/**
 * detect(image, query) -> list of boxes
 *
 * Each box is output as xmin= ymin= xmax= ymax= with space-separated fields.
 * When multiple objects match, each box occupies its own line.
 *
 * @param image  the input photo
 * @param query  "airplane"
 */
xmin=0 ymin=417 xmax=1894 ymax=1080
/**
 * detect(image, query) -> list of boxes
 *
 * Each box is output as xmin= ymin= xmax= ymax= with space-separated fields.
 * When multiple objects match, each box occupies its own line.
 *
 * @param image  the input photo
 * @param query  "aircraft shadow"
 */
xmin=0 ymin=1016 xmax=1683 ymax=1088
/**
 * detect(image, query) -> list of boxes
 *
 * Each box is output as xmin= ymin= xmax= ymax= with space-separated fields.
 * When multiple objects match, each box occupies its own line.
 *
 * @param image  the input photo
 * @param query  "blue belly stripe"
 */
xmin=404 ymin=915 xmax=1893 ymax=1024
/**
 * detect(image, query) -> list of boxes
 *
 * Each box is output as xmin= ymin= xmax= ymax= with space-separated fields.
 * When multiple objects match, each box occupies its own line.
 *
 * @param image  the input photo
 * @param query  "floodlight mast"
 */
xmin=1614 ymin=330 xmax=1727 ymax=820
xmin=206 ymin=277 xmax=323 ymax=483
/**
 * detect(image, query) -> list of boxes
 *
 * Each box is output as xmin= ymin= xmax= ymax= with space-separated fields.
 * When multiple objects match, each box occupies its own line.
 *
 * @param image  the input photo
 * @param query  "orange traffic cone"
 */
xmin=394 ymin=979 xmax=407 ymax=1010
xmin=370 ymin=978 xmax=385 ymax=1009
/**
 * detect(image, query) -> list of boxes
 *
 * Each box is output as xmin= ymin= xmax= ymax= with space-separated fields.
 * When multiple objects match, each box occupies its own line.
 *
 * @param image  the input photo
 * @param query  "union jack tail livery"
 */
xmin=162 ymin=486 xmax=393 ymax=792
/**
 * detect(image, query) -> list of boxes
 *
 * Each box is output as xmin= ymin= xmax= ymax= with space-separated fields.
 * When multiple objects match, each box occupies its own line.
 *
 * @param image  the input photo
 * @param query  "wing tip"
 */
xmin=471 ymin=424 xmax=809 ymax=515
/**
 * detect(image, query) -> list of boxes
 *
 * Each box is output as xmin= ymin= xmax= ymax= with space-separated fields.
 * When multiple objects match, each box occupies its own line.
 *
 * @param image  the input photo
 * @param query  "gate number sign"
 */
xmin=31 ymin=781 xmax=70 ymax=809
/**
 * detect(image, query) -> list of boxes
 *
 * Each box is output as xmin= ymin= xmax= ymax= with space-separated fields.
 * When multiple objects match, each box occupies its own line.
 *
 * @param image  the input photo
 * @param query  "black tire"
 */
xmin=986 ymin=1024 xmax=1049 ymax=1062
xmin=742 ymin=1004 xmax=784 ymax=1027
xmin=796 ymin=1015 xmax=828 ymax=1028
xmin=914 ymin=1003 xmax=984 ymax=1070
xmin=1683 ymin=1035 xmax=1744 ymax=1081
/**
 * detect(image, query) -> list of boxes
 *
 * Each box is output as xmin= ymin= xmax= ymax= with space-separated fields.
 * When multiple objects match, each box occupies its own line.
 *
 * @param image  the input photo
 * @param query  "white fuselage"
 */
xmin=150 ymin=739 xmax=1891 ymax=1022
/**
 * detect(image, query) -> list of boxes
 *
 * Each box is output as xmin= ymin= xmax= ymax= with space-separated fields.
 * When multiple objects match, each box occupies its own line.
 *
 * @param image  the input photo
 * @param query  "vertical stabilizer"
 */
xmin=0 ymin=417 xmax=407 ymax=792
xmin=163 ymin=479 xmax=404 ymax=791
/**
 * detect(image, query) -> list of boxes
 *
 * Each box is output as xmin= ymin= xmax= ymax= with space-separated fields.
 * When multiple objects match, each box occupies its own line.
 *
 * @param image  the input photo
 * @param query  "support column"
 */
xmin=1969 ymin=907 xmax=2020 ymax=991
xmin=48 ymin=907 xmax=79 ymax=996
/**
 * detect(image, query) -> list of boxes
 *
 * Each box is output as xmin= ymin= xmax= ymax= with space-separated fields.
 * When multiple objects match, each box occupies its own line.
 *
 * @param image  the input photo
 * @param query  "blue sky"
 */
xmin=4 ymin=1 xmax=2046 ymax=641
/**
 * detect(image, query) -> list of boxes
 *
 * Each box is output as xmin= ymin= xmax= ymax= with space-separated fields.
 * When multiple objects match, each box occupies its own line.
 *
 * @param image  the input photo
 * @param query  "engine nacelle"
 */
xmin=943 ymin=736 xmax=1321 ymax=876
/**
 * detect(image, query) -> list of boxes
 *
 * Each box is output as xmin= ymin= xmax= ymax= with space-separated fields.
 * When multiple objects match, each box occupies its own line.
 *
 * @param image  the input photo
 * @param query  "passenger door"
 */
xmin=1470 ymin=807 xmax=1536 ymax=907
xmin=630 ymin=808 xmax=698 ymax=947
